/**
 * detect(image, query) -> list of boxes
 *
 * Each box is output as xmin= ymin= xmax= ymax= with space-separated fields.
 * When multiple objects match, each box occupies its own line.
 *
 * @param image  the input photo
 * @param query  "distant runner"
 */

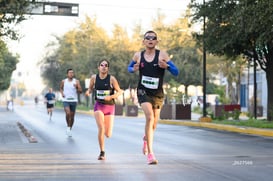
xmin=44 ymin=88 xmax=56 ymax=120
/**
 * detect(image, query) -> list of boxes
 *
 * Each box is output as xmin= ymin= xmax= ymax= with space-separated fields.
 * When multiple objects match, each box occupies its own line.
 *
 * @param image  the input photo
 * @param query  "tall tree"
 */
xmin=41 ymin=11 xmax=209 ymax=105
xmin=40 ymin=16 xmax=110 ymax=90
xmin=109 ymin=25 xmax=136 ymax=89
xmin=190 ymin=0 xmax=273 ymax=120
xmin=0 ymin=0 xmax=37 ymax=40
xmin=0 ymin=40 xmax=18 ymax=91
xmin=0 ymin=0 xmax=36 ymax=92
xmin=152 ymin=10 xmax=202 ymax=95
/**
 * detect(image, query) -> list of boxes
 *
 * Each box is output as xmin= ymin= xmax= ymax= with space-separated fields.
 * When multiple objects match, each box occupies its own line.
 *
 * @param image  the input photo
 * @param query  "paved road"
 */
xmin=0 ymin=102 xmax=273 ymax=181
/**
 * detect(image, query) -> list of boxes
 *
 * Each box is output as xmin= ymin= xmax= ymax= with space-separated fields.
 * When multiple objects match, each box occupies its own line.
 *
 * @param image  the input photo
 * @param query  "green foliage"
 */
xmin=153 ymin=13 xmax=203 ymax=88
xmin=190 ymin=0 xmax=273 ymax=120
xmin=0 ymin=0 xmax=36 ymax=92
xmin=230 ymin=109 xmax=241 ymax=120
xmin=213 ymin=119 xmax=273 ymax=129
xmin=40 ymin=17 xmax=140 ymax=91
xmin=55 ymin=100 xmax=92 ymax=111
xmin=214 ymin=109 xmax=241 ymax=121
xmin=0 ymin=40 xmax=18 ymax=91
xmin=40 ymin=12 xmax=205 ymax=93
xmin=0 ymin=0 xmax=37 ymax=40
xmin=170 ymin=46 xmax=202 ymax=88
xmin=39 ymin=6 xmax=267 ymax=114
xmin=192 ymin=106 xmax=202 ymax=114
xmin=207 ymin=84 xmax=231 ymax=104
xmin=206 ymin=106 xmax=214 ymax=119
xmin=206 ymin=82 xmax=217 ymax=94
xmin=221 ymin=110 xmax=229 ymax=121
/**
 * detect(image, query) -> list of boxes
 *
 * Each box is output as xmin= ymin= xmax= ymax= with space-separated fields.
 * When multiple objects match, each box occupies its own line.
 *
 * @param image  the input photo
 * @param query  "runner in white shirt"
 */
xmin=60 ymin=68 xmax=82 ymax=137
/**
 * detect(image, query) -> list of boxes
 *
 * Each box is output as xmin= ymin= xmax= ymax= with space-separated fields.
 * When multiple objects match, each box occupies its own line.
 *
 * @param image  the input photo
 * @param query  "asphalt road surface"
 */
xmin=0 ymin=101 xmax=273 ymax=181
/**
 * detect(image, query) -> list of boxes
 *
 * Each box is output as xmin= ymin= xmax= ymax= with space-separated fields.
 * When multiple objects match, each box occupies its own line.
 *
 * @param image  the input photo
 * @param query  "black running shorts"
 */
xmin=137 ymin=89 xmax=164 ymax=109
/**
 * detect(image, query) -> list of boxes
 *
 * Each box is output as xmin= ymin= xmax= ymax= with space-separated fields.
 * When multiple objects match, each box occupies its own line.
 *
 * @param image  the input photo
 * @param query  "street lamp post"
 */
xmin=202 ymin=0 xmax=207 ymax=117
xmin=199 ymin=0 xmax=211 ymax=122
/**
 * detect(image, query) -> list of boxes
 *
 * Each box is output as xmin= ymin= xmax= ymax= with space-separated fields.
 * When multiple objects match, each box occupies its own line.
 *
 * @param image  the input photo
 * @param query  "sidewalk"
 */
xmin=0 ymin=105 xmax=38 ymax=144
xmin=0 ymin=106 xmax=23 ymax=144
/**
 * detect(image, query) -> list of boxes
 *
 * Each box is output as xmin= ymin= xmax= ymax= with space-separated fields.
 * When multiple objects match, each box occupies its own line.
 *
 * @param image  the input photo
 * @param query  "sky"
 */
xmin=7 ymin=0 xmax=191 ymax=95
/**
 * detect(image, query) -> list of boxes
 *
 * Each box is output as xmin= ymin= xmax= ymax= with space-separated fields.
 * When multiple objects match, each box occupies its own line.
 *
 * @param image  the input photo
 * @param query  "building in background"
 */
xmin=240 ymin=67 xmax=267 ymax=117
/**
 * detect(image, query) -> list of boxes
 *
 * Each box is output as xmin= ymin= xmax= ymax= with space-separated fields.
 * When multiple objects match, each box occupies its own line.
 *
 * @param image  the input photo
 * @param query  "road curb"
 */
xmin=159 ymin=120 xmax=273 ymax=137
xmin=17 ymin=121 xmax=38 ymax=143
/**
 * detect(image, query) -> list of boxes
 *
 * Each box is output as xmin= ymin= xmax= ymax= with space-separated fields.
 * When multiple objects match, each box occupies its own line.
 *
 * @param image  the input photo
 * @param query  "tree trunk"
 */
xmin=266 ymin=52 xmax=273 ymax=121
xmin=185 ymin=85 xmax=188 ymax=96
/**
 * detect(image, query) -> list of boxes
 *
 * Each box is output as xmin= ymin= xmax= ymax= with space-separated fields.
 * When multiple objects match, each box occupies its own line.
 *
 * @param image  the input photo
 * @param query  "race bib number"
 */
xmin=67 ymin=97 xmax=75 ymax=100
xmin=48 ymin=100 xmax=55 ymax=104
xmin=141 ymin=75 xmax=159 ymax=89
xmin=96 ymin=90 xmax=110 ymax=100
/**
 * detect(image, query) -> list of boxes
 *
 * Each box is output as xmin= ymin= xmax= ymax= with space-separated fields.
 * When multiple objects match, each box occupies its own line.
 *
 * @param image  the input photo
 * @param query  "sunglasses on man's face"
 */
xmin=100 ymin=63 xmax=108 ymax=67
xmin=144 ymin=36 xmax=157 ymax=40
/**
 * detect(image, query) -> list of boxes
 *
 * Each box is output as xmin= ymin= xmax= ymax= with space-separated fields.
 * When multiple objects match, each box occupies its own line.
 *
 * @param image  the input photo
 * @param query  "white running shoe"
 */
xmin=66 ymin=127 xmax=72 ymax=137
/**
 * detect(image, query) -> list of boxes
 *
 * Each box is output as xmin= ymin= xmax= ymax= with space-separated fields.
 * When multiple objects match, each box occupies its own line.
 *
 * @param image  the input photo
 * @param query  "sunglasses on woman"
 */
xmin=144 ymin=36 xmax=157 ymax=40
xmin=100 ymin=63 xmax=108 ymax=67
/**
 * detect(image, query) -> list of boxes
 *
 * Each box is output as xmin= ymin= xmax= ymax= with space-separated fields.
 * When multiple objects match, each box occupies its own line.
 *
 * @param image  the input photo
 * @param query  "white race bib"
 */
xmin=48 ymin=100 xmax=55 ymax=104
xmin=96 ymin=90 xmax=110 ymax=100
xmin=141 ymin=75 xmax=159 ymax=89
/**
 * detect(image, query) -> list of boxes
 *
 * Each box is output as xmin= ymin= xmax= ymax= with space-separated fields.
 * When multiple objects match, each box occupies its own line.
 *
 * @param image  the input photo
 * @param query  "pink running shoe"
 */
xmin=147 ymin=153 xmax=158 ymax=165
xmin=142 ymin=136 xmax=148 ymax=155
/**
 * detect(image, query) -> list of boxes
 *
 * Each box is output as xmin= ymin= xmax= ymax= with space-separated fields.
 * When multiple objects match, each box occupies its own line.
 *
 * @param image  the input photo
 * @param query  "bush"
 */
xmin=231 ymin=109 xmax=241 ymax=120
